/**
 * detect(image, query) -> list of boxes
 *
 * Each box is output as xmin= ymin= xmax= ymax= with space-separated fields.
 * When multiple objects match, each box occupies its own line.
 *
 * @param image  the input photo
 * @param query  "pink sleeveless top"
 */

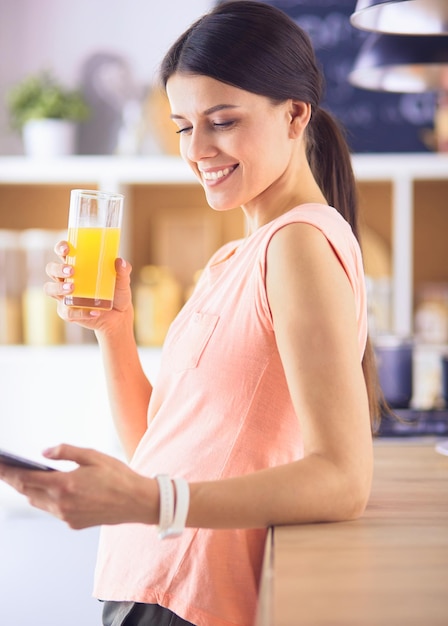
xmin=94 ymin=204 xmax=367 ymax=626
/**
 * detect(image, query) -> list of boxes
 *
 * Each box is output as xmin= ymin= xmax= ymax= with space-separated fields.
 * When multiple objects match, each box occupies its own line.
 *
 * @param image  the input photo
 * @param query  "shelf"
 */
xmin=378 ymin=408 xmax=448 ymax=438
xmin=0 ymin=153 xmax=447 ymax=336
xmin=0 ymin=155 xmax=196 ymax=187
xmin=0 ymin=152 xmax=447 ymax=184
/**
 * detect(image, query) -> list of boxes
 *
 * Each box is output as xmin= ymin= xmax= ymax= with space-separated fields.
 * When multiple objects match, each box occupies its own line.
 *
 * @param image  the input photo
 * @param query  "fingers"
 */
xmin=45 ymin=260 xmax=73 ymax=281
xmin=43 ymin=254 xmax=133 ymax=325
xmin=114 ymin=259 xmax=132 ymax=292
xmin=115 ymin=257 xmax=132 ymax=278
xmin=44 ymin=264 xmax=74 ymax=301
xmin=43 ymin=443 xmax=110 ymax=467
xmin=0 ymin=445 xmax=135 ymax=530
xmin=111 ymin=258 xmax=133 ymax=311
xmin=44 ymin=240 xmax=73 ymax=300
xmin=45 ymin=257 xmax=130 ymax=292
xmin=54 ymin=241 xmax=69 ymax=259
xmin=0 ymin=462 xmax=59 ymax=494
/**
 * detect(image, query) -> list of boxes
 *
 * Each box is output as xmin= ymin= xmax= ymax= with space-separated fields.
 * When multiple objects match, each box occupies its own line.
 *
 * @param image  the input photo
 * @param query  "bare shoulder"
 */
xmin=266 ymin=221 xmax=351 ymax=302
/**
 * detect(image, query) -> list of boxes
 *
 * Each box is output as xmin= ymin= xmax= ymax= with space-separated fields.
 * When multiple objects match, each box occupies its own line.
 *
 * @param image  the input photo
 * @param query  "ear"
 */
xmin=288 ymin=101 xmax=312 ymax=139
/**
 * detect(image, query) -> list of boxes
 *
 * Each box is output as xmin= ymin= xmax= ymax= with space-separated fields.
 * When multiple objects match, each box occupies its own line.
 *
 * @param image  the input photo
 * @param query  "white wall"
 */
xmin=0 ymin=0 xmax=212 ymax=154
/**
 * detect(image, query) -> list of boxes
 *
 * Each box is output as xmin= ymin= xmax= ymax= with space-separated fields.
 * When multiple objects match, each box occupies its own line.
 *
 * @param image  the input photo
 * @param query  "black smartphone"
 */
xmin=0 ymin=449 xmax=57 ymax=472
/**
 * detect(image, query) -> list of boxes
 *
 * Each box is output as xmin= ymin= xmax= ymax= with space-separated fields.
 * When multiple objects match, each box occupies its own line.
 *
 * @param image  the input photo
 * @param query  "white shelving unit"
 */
xmin=1 ymin=152 xmax=447 ymax=335
xmin=352 ymin=153 xmax=448 ymax=336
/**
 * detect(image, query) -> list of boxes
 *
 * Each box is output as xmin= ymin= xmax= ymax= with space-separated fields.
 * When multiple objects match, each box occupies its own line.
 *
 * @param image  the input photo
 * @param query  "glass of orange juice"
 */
xmin=63 ymin=189 xmax=124 ymax=311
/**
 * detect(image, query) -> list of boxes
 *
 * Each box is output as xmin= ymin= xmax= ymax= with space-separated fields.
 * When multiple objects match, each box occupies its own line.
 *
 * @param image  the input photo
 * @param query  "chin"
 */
xmin=204 ymin=194 xmax=239 ymax=212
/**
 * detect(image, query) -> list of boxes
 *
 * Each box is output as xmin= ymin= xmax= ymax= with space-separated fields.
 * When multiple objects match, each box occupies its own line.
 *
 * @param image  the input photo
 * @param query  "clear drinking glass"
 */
xmin=63 ymin=189 xmax=124 ymax=311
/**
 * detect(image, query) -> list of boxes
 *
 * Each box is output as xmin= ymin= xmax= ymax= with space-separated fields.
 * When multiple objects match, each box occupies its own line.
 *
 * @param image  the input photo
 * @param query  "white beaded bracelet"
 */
xmin=155 ymin=474 xmax=174 ymax=538
xmin=155 ymin=474 xmax=190 ymax=540
xmin=162 ymin=477 xmax=190 ymax=539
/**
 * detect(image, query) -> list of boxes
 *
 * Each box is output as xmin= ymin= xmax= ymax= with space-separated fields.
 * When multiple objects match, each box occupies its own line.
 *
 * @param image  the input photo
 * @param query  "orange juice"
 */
xmin=64 ymin=226 xmax=121 ymax=310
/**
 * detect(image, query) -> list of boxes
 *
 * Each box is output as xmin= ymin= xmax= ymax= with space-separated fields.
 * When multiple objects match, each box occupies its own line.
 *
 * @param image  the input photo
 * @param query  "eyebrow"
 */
xmin=170 ymin=104 xmax=240 ymax=120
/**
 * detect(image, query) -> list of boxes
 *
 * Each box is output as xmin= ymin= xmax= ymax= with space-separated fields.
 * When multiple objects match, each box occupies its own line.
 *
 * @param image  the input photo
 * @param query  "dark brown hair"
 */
xmin=160 ymin=0 xmax=381 ymax=431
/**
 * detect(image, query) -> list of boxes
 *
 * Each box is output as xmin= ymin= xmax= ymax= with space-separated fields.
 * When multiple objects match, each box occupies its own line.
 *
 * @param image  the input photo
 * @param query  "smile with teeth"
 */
xmin=201 ymin=166 xmax=237 ymax=181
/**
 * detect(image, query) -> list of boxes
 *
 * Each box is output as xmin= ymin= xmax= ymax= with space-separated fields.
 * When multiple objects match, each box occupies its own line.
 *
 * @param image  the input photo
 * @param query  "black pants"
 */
xmin=102 ymin=601 xmax=195 ymax=626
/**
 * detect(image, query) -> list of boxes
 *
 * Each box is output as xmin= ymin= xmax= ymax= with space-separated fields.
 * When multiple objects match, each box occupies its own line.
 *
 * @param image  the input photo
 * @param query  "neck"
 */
xmin=242 ymin=158 xmax=327 ymax=234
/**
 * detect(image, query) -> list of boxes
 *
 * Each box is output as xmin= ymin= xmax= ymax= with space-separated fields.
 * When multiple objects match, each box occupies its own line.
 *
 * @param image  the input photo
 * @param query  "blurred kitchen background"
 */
xmin=0 ymin=1 xmax=447 ymax=624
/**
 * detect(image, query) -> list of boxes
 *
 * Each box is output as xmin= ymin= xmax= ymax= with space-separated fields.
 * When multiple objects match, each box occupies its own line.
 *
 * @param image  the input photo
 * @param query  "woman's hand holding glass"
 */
xmin=44 ymin=240 xmax=134 ymax=333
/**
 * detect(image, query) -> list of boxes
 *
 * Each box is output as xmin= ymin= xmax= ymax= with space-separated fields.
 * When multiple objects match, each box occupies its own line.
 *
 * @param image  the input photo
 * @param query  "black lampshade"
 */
xmin=351 ymin=0 xmax=448 ymax=35
xmin=348 ymin=33 xmax=448 ymax=92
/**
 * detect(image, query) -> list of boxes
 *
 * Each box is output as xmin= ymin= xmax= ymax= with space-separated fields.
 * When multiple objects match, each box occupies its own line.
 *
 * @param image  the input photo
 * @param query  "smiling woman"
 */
xmin=167 ymin=75 xmax=316 ymax=219
xmin=0 ymin=3 xmax=381 ymax=626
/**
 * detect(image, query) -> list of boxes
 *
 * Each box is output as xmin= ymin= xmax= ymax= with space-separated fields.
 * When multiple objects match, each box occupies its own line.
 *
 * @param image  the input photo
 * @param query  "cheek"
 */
xmin=179 ymin=140 xmax=200 ymax=177
xmin=245 ymin=123 xmax=290 ymax=164
xmin=178 ymin=138 xmax=188 ymax=161
xmin=255 ymin=144 xmax=292 ymax=181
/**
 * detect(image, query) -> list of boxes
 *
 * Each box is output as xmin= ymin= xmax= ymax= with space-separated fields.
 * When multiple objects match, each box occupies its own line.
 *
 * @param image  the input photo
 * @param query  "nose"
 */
xmin=185 ymin=128 xmax=217 ymax=162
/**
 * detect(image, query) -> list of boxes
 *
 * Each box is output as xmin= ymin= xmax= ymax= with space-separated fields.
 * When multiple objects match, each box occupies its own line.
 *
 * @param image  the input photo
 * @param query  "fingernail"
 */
xmin=62 ymin=282 xmax=72 ymax=292
xmin=89 ymin=310 xmax=101 ymax=317
xmin=62 ymin=266 xmax=72 ymax=276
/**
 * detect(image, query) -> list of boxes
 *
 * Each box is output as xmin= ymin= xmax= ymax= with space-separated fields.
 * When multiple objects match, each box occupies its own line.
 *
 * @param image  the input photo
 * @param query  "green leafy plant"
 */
xmin=7 ymin=72 xmax=90 ymax=130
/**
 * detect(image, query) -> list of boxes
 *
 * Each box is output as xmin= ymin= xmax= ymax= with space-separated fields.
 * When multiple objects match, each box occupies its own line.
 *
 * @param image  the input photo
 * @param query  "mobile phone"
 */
xmin=0 ymin=449 xmax=57 ymax=472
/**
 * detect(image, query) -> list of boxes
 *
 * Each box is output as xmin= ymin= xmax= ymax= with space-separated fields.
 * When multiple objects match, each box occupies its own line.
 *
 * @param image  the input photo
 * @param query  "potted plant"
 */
xmin=7 ymin=71 xmax=90 ymax=157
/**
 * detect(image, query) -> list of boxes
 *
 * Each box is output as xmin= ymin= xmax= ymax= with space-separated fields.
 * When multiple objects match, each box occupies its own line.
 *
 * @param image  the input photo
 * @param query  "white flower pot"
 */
xmin=22 ymin=119 xmax=76 ymax=158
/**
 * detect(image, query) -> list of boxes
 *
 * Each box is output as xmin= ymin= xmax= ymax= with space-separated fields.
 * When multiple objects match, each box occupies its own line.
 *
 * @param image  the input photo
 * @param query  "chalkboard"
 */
xmin=221 ymin=0 xmax=437 ymax=153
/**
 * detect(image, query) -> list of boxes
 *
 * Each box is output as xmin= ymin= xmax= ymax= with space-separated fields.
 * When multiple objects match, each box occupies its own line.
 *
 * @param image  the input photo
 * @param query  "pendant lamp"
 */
xmin=351 ymin=0 xmax=448 ymax=35
xmin=348 ymin=33 xmax=448 ymax=92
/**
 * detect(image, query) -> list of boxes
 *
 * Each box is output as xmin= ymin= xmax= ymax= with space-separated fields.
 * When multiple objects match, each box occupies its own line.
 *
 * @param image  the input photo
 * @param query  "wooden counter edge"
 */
xmin=255 ymin=526 xmax=274 ymax=626
xmin=254 ymin=440 xmax=448 ymax=626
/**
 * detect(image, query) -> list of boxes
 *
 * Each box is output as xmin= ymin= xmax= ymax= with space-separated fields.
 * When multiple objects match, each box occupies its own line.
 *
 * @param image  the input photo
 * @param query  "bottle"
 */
xmin=374 ymin=335 xmax=413 ymax=408
xmin=0 ymin=230 xmax=24 ymax=344
xmin=184 ymin=268 xmax=203 ymax=302
xmin=20 ymin=229 xmax=65 ymax=345
xmin=134 ymin=265 xmax=182 ymax=346
xmin=414 ymin=283 xmax=448 ymax=344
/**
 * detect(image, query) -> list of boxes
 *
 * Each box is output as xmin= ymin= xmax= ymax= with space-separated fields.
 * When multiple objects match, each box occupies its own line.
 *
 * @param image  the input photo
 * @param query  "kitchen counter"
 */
xmin=256 ymin=440 xmax=448 ymax=626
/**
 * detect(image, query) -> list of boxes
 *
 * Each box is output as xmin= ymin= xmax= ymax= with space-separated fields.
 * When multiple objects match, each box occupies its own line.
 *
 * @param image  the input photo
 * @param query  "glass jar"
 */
xmin=0 ymin=230 xmax=24 ymax=344
xmin=414 ymin=283 xmax=448 ymax=344
xmin=374 ymin=335 xmax=413 ymax=408
xmin=20 ymin=229 xmax=65 ymax=345
xmin=134 ymin=265 xmax=182 ymax=346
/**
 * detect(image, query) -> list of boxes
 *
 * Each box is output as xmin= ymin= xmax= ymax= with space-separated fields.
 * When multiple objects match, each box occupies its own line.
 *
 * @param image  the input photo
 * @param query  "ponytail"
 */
xmin=307 ymin=108 xmax=359 ymax=241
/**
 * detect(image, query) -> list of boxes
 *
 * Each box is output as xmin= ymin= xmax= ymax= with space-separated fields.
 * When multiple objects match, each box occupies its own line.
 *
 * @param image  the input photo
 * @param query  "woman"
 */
xmin=0 ymin=2 xmax=381 ymax=625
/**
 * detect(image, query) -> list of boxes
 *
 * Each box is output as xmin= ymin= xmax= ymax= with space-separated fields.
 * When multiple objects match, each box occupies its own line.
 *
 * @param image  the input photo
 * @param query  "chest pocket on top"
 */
xmin=167 ymin=311 xmax=220 ymax=371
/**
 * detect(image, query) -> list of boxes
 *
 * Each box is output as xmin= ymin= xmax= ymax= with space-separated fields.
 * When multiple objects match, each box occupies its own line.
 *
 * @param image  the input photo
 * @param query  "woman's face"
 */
xmin=166 ymin=73 xmax=304 ymax=216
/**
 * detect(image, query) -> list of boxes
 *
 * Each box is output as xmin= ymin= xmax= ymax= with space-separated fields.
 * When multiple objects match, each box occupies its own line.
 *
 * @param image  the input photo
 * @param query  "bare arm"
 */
xmin=94 ymin=307 xmax=152 ymax=460
xmin=45 ymin=249 xmax=151 ymax=459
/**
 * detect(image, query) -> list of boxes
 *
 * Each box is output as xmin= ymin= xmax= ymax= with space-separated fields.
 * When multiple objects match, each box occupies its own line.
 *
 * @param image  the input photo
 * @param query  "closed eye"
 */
xmin=213 ymin=121 xmax=234 ymax=129
xmin=176 ymin=120 xmax=235 ymax=135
